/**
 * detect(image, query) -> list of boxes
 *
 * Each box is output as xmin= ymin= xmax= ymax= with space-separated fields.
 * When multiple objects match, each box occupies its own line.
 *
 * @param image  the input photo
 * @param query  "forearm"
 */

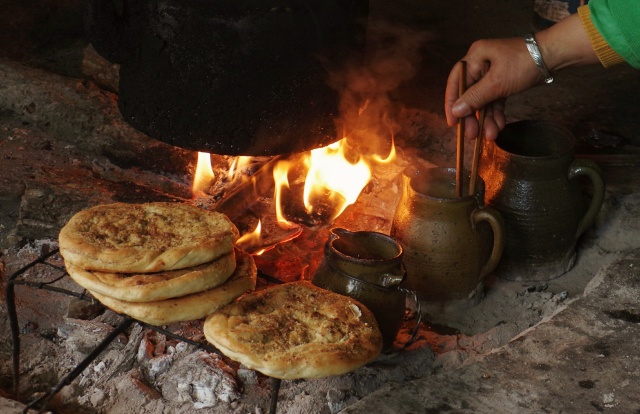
xmin=534 ymin=13 xmax=600 ymax=72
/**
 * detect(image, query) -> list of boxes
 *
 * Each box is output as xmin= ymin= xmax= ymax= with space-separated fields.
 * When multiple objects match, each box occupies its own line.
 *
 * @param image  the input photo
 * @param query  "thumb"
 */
xmin=452 ymin=80 xmax=497 ymax=118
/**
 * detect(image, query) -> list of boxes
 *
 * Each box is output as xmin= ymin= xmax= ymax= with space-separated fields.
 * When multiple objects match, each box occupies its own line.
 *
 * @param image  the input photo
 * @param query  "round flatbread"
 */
xmin=59 ymin=202 xmax=239 ymax=273
xmin=90 ymin=250 xmax=256 ymax=326
xmin=66 ymin=250 xmax=236 ymax=302
xmin=203 ymin=281 xmax=383 ymax=380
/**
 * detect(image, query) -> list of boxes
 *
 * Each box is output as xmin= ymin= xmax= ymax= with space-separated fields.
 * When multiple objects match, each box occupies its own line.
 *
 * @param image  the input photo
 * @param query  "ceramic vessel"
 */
xmin=479 ymin=120 xmax=605 ymax=281
xmin=390 ymin=167 xmax=505 ymax=309
xmin=86 ymin=0 xmax=368 ymax=155
xmin=311 ymin=228 xmax=408 ymax=350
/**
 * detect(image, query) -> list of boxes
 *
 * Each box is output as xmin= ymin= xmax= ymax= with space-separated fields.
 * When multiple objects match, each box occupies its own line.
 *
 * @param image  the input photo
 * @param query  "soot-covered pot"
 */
xmin=86 ymin=0 xmax=368 ymax=155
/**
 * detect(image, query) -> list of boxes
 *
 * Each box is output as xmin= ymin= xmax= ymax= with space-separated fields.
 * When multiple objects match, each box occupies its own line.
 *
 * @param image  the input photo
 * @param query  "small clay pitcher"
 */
xmin=311 ymin=228 xmax=408 ymax=350
xmin=479 ymin=120 xmax=605 ymax=281
xmin=390 ymin=167 xmax=505 ymax=309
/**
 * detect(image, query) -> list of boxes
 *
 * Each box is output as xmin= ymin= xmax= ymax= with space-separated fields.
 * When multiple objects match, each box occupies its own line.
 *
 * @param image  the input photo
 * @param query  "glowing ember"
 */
xmin=192 ymin=152 xmax=215 ymax=194
xmin=302 ymin=139 xmax=372 ymax=221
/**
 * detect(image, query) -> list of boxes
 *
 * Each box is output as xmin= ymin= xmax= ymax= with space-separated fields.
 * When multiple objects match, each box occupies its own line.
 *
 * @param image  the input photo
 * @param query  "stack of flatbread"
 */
xmin=59 ymin=202 xmax=257 ymax=326
xmin=204 ymin=281 xmax=383 ymax=379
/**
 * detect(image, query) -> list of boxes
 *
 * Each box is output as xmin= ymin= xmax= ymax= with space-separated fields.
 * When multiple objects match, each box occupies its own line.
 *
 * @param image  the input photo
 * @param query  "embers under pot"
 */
xmin=86 ymin=0 xmax=368 ymax=155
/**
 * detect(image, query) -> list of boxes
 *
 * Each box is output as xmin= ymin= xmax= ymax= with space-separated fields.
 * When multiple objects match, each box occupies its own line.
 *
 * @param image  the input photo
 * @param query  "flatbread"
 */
xmin=203 ymin=281 xmax=383 ymax=379
xmin=59 ymin=202 xmax=239 ymax=273
xmin=90 ymin=250 xmax=257 ymax=326
xmin=66 ymin=250 xmax=236 ymax=302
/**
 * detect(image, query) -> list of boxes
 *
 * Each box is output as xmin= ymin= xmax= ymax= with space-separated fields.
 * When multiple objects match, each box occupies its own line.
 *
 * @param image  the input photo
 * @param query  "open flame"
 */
xmin=372 ymin=134 xmax=396 ymax=164
xmin=302 ymin=140 xmax=372 ymax=222
xmin=236 ymin=219 xmax=265 ymax=255
xmin=228 ymin=156 xmax=253 ymax=181
xmin=192 ymin=136 xmax=395 ymax=253
xmin=270 ymin=135 xmax=395 ymax=225
xmin=192 ymin=152 xmax=215 ymax=194
xmin=273 ymin=160 xmax=295 ymax=227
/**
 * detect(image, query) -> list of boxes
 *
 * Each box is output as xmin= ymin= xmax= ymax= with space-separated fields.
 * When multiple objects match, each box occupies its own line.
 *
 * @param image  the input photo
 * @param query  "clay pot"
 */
xmin=311 ymin=228 xmax=408 ymax=350
xmin=86 ymin=0 xmax=368 ymax=155
xmin=479 ymin=120 xmax=605 ymax=281
xmin=390 ymin=167 xmax=505 ymax=309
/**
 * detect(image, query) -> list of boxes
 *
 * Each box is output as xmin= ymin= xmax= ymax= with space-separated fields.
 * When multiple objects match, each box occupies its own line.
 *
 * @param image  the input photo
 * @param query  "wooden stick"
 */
xmin=469 ymin=106 xmax=487 ymax=196
xmin=456 ymin=61 xmax=467 ymax=198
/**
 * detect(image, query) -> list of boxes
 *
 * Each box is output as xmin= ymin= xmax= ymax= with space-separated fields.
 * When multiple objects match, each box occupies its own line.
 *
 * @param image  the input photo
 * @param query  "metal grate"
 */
xmin=4 ymin=248 xmax=283 ymax=414
xmin=5 ymin=247 xmax=420 ymax=413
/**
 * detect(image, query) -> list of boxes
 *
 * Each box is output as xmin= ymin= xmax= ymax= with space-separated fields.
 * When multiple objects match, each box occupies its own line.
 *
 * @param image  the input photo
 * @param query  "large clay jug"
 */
xmin=390 ymin=167 xmax=505 ymax=310
xmin=479 ymin=120 xmax=605 ymax=281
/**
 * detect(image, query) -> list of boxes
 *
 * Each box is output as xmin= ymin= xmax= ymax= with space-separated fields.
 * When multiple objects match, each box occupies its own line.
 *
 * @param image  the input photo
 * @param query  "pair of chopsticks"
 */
xmin=456 ymin=61 xmax=487 ymax=197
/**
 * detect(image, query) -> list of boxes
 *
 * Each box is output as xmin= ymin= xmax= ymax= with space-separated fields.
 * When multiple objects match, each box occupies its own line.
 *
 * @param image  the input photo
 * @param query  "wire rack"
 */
xmin=5 ymin=247 xmax=420 ymax=414
xmin=4 ymin=247 xmax=283 ymax=414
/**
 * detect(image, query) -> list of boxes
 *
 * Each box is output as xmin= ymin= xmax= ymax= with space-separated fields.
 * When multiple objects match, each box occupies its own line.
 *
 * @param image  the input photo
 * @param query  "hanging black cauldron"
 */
xmin=86 ymin=0 xmax=368 ymax=155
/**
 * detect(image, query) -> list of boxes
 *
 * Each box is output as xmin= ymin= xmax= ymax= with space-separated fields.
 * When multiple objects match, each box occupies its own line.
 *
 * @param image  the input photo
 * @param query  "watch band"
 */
xmin=524 ymin=33 xmax=554 ymax=84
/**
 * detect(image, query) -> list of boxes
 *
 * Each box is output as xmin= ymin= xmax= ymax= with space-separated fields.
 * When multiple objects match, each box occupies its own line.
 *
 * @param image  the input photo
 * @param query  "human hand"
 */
xmin=444 ymin=37 xmax=543 ymax=140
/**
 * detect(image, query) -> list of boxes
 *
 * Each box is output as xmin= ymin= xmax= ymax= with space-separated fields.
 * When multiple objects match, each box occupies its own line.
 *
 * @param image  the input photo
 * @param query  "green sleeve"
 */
xmin=588 ymin=0 xmax=640 ymax=68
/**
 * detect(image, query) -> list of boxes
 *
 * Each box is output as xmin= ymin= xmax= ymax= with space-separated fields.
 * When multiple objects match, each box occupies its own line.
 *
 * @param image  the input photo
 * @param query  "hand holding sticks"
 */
xmin=455 ymin=60 xmax=486 ymax=198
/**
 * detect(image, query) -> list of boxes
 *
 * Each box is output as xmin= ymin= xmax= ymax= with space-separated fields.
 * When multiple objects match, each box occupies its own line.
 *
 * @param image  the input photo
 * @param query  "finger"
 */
xmin=483 ymin=104 xmax=494 ymax=140
xmin=466 ymin=59 xmax=490 ymax=85
xmin=464 ymin=114 xmax=479 ymax=140
xmin=482 ymin=102 xmax=504 ymax=140
xmin=450 ymin=65 xmax=483 ymax=120
xmin=483 ymin=116 xmax=500 ymax=141
xmin=444 ymin=62 xmax=464 ymax=126
xmin=492 ymin=98 xmax=507 ymax=131
xmin=454 ymin=77 xmax=499 ymax=119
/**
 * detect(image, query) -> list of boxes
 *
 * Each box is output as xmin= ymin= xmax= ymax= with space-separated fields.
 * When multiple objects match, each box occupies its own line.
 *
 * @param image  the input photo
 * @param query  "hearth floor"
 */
xmin=343 ymin=248 xmax=640 ymax=413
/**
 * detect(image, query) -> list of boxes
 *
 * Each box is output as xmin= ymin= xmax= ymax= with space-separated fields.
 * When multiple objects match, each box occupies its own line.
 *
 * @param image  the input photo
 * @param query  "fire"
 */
xmin=302 ymin=140 xmax=372 ymax=221
xmin=236 ymin=220 xmax=265 ymax=255
xmin=191 ymin=136 xmax=395 ymax=252
xmin=228 ymin=156 xmax=253 ymax=181
xmin=272 ymin=160 xmax=296 ymax=226
xmin=373 ymin=132 xmax=397 ymax=164
xmin=192 ymin=152 xmax=215 ymax=194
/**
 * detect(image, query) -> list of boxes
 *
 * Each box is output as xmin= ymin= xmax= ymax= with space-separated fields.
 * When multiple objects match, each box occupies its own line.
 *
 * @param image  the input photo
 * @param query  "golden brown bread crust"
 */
xmin=203 ymin=281 xmax=383 ymax=380
xmin=59 ymin=202 xmax=239 ymax=273
xmin=89 ymin=250 xmax=257 ymax=326
xmin=66 ymin=250 xmax=236 ymax=302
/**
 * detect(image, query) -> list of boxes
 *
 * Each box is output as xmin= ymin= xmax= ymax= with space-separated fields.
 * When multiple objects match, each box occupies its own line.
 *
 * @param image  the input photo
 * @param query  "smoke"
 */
xmin=329 ymin=19 xmax=433 ymax=154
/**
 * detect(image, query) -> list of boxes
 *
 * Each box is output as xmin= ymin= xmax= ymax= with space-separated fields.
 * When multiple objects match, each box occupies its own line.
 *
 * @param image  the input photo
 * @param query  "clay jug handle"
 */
xmin=472 ymin=206 xmax=506 ymax=278
xmin=387 ymin=287 xmax=422 ymax=354
xmin=569 ymin=159 xmax=605 ymax=238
